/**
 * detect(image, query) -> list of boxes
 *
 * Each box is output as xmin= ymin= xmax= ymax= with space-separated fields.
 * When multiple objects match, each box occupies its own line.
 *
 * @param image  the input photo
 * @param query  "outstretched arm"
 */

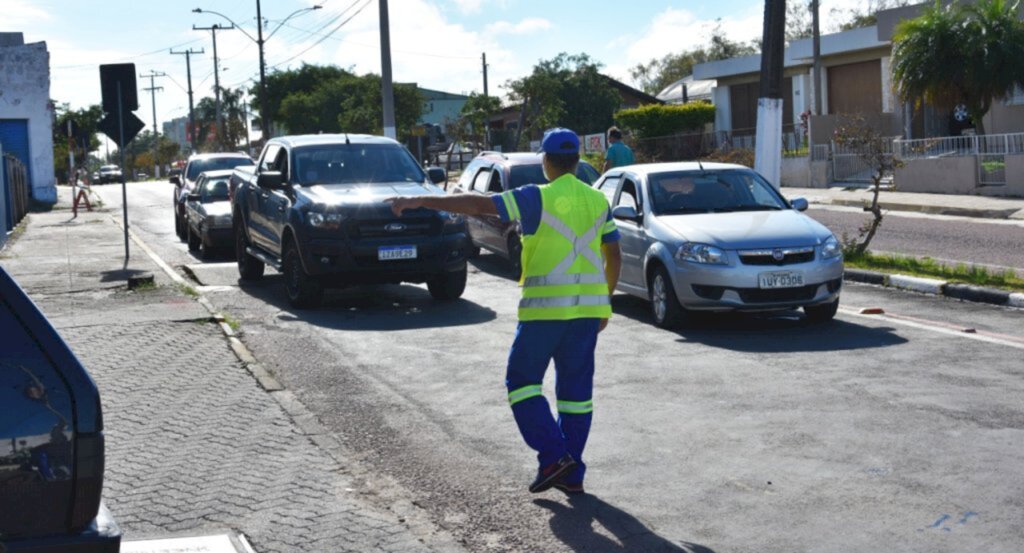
xmin=386 ymin=194 xmax=498 ymax=217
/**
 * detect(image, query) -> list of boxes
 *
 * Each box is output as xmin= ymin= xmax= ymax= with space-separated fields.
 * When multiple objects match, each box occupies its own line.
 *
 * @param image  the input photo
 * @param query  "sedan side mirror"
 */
xmin=790 ymin=197 xmax=809 ymax=212
xmin=187 ymin=193 xmax=200 ymax=202
xmin=612 ymin=205 xmax=640 ymax=222
xmin=427 ymin=167 xmax=447 ymax=185
xmin=170 ymin=176 xmax=181 ymax=186
xmin=257 ymin=171 xmax=284 ymax=190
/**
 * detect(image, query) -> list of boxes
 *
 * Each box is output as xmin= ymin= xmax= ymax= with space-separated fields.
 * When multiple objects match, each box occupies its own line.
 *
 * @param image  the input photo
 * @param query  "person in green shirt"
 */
xmin=602 ymin=126 xmax=635 ymax=172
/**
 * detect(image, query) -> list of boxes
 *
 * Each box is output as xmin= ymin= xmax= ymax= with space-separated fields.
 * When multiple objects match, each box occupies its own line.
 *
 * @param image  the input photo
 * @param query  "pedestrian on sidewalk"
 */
xmin=602 ymin=126 xmax=634 ymax=173
xmin=387 ymin=128 xmax=622 ymax=495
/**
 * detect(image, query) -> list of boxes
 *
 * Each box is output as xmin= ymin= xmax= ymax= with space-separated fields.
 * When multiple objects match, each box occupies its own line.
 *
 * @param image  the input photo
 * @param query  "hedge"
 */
xmin=615 ymin=102 xmax=716 ymax=139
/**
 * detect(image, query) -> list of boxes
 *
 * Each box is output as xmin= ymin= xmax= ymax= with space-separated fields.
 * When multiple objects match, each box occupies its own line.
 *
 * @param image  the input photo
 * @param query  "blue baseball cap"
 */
xmin=540 ymin=128 xmax=580 ymax=154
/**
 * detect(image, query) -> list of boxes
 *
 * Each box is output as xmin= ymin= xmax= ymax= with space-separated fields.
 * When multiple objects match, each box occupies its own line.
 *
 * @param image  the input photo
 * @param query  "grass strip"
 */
xmin=845 ymin=251 xmax=1024 ymax=293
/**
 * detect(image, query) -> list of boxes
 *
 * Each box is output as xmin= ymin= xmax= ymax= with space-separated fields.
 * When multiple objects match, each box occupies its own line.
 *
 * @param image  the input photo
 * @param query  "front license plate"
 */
xmin=378 ymin=245 xmax=417 ymax=261
xmin=758 ymin=271 xmax=804 ymax=289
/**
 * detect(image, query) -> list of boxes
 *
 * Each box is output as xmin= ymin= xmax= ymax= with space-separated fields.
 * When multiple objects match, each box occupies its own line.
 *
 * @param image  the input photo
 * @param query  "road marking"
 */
xmin=840 ymin=307 xmax=1024 ymax=350
xmin=111 ymin=216 xmax=188 ymax=286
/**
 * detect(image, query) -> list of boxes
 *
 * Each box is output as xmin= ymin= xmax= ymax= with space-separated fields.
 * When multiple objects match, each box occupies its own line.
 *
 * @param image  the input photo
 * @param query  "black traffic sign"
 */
xmin=97 ymin=111 xmax=144 ymax=148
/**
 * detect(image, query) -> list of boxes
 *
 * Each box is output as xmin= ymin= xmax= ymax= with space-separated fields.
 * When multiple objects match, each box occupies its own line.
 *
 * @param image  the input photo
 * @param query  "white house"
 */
xmin=0 ymin=32 xmax=55 ymax=204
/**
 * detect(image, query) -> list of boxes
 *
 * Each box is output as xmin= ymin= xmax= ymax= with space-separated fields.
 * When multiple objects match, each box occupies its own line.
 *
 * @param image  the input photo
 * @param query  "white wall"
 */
xmin=0 ymin=36 xmax=55 ymax=204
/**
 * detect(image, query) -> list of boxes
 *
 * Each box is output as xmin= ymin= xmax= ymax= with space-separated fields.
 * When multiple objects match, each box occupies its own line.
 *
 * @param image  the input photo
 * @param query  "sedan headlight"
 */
xmin=307 ymin=211 xmax=344 ymax=229
xmin=675 ymin=242 xmax=728 ymax=265
xmin=821 ymin=235 xmax=842 ymax=259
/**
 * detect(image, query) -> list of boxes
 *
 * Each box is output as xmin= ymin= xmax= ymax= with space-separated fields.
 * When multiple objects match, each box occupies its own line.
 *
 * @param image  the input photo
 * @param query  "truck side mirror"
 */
xmin=427 ymin=167 xmax=447 ymax=185
xmin=257 ymin=171 xmax=284 ymax=190
xmin=187 ymin=193 xmax=200 ymax=202
xmin=170 ymin=176 xmax=180 ymax=186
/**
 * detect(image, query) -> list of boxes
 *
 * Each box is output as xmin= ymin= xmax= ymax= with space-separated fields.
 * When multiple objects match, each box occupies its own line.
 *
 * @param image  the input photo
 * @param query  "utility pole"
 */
xmin=482 ymin=52 xmax=489 ymax=97
xmin=141 ymin=70 xmax=166 ymax=178
xmin=194 ymin=23 xmax=234 ymax=150
xmin=242 ymin=98 xmax=252 ymax=155
xmin=379 ymin=0 xmax=396 ymax=139
xmin=171 ymin=48 xmax=204 ymax=153
xmin=754 ymin=0 xmax=786 ymax=190
xmin=256 ymin=0 xmax=268 ymax=142
xmin=812 ymin=0 xmax=822 ymax=116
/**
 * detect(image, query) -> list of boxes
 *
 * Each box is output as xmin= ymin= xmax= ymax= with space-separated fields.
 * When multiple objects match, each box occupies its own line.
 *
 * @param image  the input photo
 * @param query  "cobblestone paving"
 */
xmin=62 ymin=315 xmax=433 ymax=553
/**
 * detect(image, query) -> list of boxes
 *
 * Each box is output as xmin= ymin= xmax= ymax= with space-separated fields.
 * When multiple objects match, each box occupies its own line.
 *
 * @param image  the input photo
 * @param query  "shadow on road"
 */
xmin=469 ymin=253 xmax=518 ymax=281
xmin=536 ymin=495 xmax=715 ymax=553
xmin=237 ymin=277 xmax=498 ymax=331
xmin=612 ymin=295 xmax=908 ymax=353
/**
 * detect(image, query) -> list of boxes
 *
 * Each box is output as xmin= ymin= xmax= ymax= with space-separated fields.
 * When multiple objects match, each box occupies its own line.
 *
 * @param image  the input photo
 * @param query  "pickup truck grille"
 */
xmin=348 ymin=216 xmax=440 ymax=238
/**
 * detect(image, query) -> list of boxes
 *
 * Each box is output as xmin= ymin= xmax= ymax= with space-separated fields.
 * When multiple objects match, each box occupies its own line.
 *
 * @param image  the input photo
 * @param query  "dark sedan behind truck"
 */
xmin=0 ymin=267 xmax=120 ymax=553
xmin=185 ymin=170 xmax=235 ymax=259
xmin=173 ymin=153 xmax=253 ymax=241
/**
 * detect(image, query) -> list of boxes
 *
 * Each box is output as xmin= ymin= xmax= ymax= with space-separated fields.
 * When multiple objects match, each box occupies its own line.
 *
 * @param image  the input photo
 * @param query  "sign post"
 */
xmin=98 ymin=63 xmax=144 ymax=261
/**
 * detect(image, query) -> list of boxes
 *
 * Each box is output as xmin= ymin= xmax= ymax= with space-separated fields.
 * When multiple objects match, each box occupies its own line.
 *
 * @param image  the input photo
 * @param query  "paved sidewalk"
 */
xmin=0 ymin=191 xmax=461 ymax=553
xmin=782 ymin=186 xmax=1024 ymax=220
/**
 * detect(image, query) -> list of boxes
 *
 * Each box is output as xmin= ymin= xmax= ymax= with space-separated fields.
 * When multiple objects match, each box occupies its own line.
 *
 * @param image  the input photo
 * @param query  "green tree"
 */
xmin=193 ymin=86 xmax=249 ymax=151
xmin=51 ymin=103 xmax=103 ymax=182
xmin=455 ymin=93 xmax=502 ymax=146
xmin=506 ymin=53 xmax=620 ymax=149
xmin=892 ymin=0 xmax=1024 ymax=135
xmin=629 ymin=24 xmax=758 ymax=95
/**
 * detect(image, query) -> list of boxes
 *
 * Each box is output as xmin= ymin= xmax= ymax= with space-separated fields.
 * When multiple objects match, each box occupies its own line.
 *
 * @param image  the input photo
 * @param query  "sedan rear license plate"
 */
xmin=758 ymin=271 xmax=804 ymax=289
xmin=379 ymin=245 xmax=417 ymax=261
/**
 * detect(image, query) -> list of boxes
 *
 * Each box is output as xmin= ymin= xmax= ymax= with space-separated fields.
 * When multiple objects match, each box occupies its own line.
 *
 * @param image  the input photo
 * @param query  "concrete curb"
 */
xmin=822 ymin=198 xmax=1022 ymax=220
xmin=844 ymin=269 xmax=1022 ymax=310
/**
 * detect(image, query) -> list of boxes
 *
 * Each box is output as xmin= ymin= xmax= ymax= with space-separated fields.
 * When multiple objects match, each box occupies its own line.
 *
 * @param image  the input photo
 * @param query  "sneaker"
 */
xmin=553 ymin=481 xmax=585 ymax=495
xmin=529 ymin=454 xmax=577 ymax=493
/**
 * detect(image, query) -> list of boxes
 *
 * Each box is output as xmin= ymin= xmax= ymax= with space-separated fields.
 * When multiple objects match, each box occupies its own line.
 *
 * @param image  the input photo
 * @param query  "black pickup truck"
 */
xmin=232 ymin=134 xmax=471 ymax=308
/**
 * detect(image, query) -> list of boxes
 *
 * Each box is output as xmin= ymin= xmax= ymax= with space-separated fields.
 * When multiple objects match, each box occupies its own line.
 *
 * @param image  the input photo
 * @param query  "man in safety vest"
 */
xmin=387 ymin=128 xmax=622 ymax=494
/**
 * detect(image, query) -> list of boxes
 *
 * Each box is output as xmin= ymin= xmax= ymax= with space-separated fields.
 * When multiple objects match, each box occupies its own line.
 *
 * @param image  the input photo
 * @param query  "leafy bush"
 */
xmin=704 ymin=147 xmax=755 ymax=168
xmin=615 ymin=103 xmax=715 ymax=139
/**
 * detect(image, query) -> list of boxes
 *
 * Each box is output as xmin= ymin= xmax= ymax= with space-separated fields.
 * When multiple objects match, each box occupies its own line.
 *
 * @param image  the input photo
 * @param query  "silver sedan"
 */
xmin=595 ymin=162 xmax=843 ymax=327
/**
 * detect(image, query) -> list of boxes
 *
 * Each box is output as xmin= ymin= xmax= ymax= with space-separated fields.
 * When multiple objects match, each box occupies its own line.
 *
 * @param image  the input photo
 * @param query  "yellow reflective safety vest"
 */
xmin=512 ymin=173 xmax=614 ymax=321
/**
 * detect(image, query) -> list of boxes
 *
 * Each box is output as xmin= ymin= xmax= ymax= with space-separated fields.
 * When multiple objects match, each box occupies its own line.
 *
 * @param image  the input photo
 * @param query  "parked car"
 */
xmin=0 ymin=267 xmax=121 ymax=552
xmin=595 ymin=162 xmax=844 ymax=327
xmin=452 ymin=152 xmax=601 ymax=279
xmin=185 ymin=170 xmax=234 ymax=259
xmin=435 ymin=141 xmax=481 ymax=169
xmin=95 ymin=165 xmax=122 ymax=184
xmin=232 ymin=134 xmax=471 ymax=308
xmin=172 ymin=153 xmax=254 ymax=241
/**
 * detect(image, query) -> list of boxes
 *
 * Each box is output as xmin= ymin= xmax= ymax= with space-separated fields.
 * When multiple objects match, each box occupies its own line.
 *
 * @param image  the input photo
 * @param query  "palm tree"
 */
xmin=892 ymin=0 xmax=1024 ymax=135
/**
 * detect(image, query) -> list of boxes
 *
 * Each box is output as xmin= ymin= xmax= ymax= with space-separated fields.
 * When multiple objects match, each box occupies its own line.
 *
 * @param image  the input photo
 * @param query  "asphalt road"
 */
xmin=807 ymin=206 xmax=1024 ymax=273
xmin=95 ymin=181 xmax=1024 ymax=553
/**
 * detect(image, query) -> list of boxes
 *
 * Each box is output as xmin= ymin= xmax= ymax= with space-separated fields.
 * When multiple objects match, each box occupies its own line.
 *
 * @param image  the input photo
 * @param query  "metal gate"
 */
xmin=0 ymin=120 xmax=32 ymax=187
xmin=831 ymin=137 xmax=897 ymax=184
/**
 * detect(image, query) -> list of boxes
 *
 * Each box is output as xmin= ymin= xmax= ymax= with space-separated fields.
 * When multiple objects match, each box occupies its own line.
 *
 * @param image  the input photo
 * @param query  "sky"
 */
xmin=4 ymin=0 xmax=871 ymax=136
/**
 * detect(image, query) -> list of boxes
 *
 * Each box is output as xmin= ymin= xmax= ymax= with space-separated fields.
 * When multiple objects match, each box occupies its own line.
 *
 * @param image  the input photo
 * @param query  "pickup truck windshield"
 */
xmin=293 ymin=144 xmax=426 ymax=186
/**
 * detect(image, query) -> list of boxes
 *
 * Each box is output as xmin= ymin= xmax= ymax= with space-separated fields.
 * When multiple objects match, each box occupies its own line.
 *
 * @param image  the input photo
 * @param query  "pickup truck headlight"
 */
xmin=307 ymin=212 xmax=344 ymax=229
xmin=821 ymin=235 xmax=842 ymax=259
xmin=675 ymin=242 xmax=728 ymax=265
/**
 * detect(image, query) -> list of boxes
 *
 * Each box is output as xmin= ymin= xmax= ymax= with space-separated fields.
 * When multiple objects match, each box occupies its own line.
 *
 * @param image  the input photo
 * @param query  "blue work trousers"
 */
xmin=506 ymin=318 xmax=599 ymax=485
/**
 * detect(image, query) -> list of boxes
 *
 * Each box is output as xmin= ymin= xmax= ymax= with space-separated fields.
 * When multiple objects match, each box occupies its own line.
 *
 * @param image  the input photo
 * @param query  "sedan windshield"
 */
xmin=648 ymin=169 xmax=788 ymax=215
xmin=293 ymin=144 xmax=426 ymax=185
xmin=186 ymin=157 xmax=253 ymax=180
xmin=200 ymin=178 xmax=230 ymax=201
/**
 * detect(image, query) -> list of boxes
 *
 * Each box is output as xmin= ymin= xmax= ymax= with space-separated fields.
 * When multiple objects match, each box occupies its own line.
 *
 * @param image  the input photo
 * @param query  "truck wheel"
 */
xmin=427 ymin=265 xmax=467 ymax=301
xmin=235 ymin=223 xmax=264 ymax=281
xmin=175 ymin=212 xmax=186 ymax=241
xmin=187 ymin=223 xmax=201 ymax=252
xmin=649 ymin=265 xmax=685 ymax=329
xmin=804 ymin=297 xmax=839 ymax=323
xmin=507 ymin=234 xmax=523 ymax=281
xmin=283 ymin=240 xmax=322 ymax=309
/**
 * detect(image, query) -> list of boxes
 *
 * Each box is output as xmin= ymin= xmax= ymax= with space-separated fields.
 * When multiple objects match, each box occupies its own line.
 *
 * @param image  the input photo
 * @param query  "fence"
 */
xmin=830 ymin=136 xmax=899 ymax=183
xmin=3 ymin=153 xmax=30 ymax=234
xmin=894 ymin=131 xmax=1024 ymax=186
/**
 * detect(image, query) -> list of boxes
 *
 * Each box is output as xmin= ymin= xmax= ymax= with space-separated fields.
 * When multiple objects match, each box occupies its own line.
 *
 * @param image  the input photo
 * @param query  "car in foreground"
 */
xmin=95 ymin=165 xmax=122 ymax=184
xmin=185 ymin=170 xmax=234 ymax=259
xmin=232 ymin=134 xmax=471 ymax=308
xmin=172 ymin=153 xmax=254 ymax=241
xmin=596 ymin=162 xmax=843 ymax=327
xmin=0 ymin=267 xmax=121 ymax=552
xmin=452 ymin=152 xmax=600 ymax=279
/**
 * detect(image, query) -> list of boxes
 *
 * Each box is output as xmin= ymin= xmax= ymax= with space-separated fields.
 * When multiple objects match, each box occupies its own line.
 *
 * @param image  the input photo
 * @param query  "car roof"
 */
xmin=609 ymin=161 xmax=750 ymax=175
xmin=197 ymin=169 xmax=235 ymax=178
xmin=271 ymin=134 xmax=401 ymax=148
xmin=187 ymin=152 xmax=252 ymax=162
xmin=476 ymin=151 xmax=596 ymax=169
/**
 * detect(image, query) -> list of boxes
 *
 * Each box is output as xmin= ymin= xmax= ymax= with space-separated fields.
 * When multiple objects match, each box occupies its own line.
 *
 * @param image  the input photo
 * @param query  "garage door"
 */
xmin=0 ymin=119 xmax=32 ymax=186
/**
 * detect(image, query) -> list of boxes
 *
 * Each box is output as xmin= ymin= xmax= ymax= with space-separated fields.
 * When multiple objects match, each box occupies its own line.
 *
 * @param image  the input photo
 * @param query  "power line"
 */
xmin=270 ymin=0 xmax=372 ymax=69
xmin=52 ymin=38 xmax=205 ymax=69
xmin=275 ymin=20 xmax=477 ymax=60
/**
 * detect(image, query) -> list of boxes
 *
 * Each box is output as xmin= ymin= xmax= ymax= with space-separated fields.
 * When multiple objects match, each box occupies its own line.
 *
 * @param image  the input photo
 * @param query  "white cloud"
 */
xmin=0 ymin=0 xmax=50 ymax=27
xmin=485 ymin=17 xmax=552 ymax=36
xmin=449 ymin=0 xmax=483 ymax=14
xmin=622 ymin=7 xmax=763 ymax=68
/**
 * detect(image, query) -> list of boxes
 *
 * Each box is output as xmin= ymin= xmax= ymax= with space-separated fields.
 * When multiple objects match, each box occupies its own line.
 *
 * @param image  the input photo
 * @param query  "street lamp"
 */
xmin=192 ymin=3 xmax=322 ymax=142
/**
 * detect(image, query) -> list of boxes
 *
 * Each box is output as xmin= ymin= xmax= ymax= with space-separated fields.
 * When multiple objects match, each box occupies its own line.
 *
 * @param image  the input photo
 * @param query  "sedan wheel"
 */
xmin=804 ymin=297 xmax=839 ymax=323
xmin=649 ymin=266 xmax=684 ymax=329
